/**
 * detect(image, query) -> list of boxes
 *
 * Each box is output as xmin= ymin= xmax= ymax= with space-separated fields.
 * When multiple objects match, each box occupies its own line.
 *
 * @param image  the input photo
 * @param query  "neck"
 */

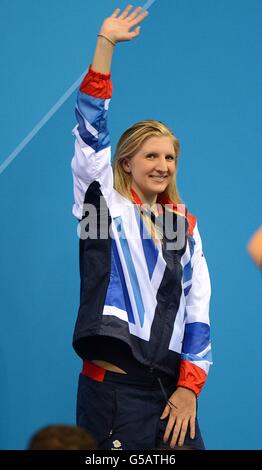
xmin=131 ymin=187 xmax=157 ymax=207
xmin=131 ymin=187 xmax=162 ymax=216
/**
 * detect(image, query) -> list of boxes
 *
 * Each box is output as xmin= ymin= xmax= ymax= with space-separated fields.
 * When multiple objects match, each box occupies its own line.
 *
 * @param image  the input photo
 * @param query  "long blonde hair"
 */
xmin=113 ymin=120 xmax=182 ymax=244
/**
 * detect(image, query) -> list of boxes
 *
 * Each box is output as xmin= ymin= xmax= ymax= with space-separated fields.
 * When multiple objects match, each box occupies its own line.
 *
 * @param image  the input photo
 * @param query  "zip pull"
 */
xmin=157 ymin=377 xmax=178 ymax=409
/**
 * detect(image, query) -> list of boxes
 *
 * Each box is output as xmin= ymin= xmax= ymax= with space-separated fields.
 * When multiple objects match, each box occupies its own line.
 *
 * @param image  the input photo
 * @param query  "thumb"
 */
xmin=160 ymin=405 xmax=170 ymax=420
xmin=131 ymin=26 xmax=141 ymax=38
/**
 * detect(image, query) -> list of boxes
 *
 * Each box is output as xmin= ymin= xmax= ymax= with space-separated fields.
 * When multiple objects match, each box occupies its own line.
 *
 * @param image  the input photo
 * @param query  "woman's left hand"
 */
xmin=99 ymin=5 xmax=149 ymax=45
xmin=161 ymin=387 xmax=197 ymax=447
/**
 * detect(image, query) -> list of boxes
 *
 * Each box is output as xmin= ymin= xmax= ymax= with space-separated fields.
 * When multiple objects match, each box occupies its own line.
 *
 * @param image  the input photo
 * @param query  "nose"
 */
xmin=155 ymin=156 xmax=168 ymax=173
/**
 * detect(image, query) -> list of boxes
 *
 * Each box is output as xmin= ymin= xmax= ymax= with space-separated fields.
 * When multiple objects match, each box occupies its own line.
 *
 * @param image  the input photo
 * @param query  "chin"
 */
xmin=150 ymin=184 xmax=168 ymax=193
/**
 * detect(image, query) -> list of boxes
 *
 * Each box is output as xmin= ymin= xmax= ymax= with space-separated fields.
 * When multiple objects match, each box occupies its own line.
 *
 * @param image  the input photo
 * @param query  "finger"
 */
xmin=177 ymin=420 xmax=189 ymax=447
xmin=170 ymin=419 xmax=182 ymax=448
xmin=190 ymin=416 xmax=196 ymax=439
xmin=163 ymin=415 xmax=176 ymax=443
xmin=129 ymin=26 xmax=141 ymax=38
xmin=129 ymin=10 xmax=149 ymax=27
xmin=126 ymin=6 xmax=142 ymax=21
xmin=111 ymin=8 xmax=121 ymax=18
xmin=160 ymin=404 xmax=170 ymax=420
xmin=119 ymin=4 xmax=133 ymax=20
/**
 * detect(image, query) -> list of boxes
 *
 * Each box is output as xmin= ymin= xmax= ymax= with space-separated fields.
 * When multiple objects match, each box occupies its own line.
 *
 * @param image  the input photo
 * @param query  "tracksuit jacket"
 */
xmin=71 ymin=65 xmax=212 ymax=396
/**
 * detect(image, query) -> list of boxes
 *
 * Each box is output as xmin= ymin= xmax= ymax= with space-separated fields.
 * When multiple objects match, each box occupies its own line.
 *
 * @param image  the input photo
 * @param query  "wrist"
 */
xmin=177 ymin=386 xmax=197 ymax=399
xmin=92 ymin=33 xmax=115 ymax=75
xmin=98 ymin=31 xmax=116 ymax=46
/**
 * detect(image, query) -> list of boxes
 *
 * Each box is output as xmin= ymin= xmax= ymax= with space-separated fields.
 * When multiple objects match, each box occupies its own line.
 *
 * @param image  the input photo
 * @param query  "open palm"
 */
xmin=99 ymin=5 xmax=149 ymax=43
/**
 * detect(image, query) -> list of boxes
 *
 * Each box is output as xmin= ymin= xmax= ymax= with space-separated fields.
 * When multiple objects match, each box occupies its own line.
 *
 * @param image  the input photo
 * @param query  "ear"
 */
xmin=122 ymin=158 xmax=131 ymax=174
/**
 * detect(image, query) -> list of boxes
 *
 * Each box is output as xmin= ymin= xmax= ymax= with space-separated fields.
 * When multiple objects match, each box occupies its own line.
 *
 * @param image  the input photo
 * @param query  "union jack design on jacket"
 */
xmin=71 ymin=65 xmax=212 ymax=396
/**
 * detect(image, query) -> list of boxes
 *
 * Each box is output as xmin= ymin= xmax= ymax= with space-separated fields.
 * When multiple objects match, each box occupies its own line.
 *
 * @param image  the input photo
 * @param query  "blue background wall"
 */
xmin=0 ymin=0 xmax=261 ymax=449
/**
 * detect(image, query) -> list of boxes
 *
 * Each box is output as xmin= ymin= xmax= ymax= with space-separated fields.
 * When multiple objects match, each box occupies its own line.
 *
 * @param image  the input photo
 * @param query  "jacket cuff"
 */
xmin=177 ymin=360 xmax=207 ymax=397
xmin=80 ymin=64 xmax=112 ymax=99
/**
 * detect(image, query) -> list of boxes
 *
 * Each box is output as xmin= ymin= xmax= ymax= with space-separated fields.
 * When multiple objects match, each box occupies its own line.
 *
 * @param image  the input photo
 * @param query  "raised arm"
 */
xmin=71 ymin=5 xmax=149 ymax=219
xmin=93 ymin=5 xmax=149 ymax=73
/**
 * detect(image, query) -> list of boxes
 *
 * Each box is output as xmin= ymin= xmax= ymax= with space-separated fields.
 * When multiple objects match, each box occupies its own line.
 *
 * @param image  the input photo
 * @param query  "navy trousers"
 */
xmin=77 ymin=371 xmax=205 ymax=450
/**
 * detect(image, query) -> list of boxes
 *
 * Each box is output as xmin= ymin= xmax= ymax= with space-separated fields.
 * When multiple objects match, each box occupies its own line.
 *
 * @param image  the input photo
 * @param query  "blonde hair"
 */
xmin=113 ymin=120 xmax=182 ymax=244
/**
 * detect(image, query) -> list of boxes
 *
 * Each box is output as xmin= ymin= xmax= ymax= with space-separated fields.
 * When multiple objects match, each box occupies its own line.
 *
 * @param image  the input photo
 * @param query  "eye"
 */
xmin=146 ymin=154 xmax=156 ymax=159
xmin=166 ymin=155 xmax=175 ymax=161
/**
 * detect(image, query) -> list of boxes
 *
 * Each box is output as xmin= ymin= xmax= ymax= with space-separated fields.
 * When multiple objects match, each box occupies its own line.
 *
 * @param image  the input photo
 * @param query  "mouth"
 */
xmin=149 ymin=175 xmax=168 ymax=182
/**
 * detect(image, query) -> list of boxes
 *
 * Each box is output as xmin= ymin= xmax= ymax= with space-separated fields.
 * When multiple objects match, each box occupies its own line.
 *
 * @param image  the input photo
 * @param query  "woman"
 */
xmin=71 ymin=5 xmax=212 ymax=450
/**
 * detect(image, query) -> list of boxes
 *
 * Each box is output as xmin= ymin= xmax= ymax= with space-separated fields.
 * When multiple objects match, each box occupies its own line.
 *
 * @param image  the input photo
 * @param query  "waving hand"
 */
xmin=99 ymin=5 xmax=149 ymax=44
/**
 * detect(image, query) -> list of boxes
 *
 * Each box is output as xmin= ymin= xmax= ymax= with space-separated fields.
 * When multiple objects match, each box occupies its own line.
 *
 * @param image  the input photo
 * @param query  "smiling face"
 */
xmin=122 ymin=135 xmax=177 ymax=205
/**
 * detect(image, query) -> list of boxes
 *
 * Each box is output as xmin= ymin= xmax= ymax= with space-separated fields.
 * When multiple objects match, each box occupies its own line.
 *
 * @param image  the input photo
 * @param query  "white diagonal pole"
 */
xmin=0 ymin=0 xmax=158 ymax=176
